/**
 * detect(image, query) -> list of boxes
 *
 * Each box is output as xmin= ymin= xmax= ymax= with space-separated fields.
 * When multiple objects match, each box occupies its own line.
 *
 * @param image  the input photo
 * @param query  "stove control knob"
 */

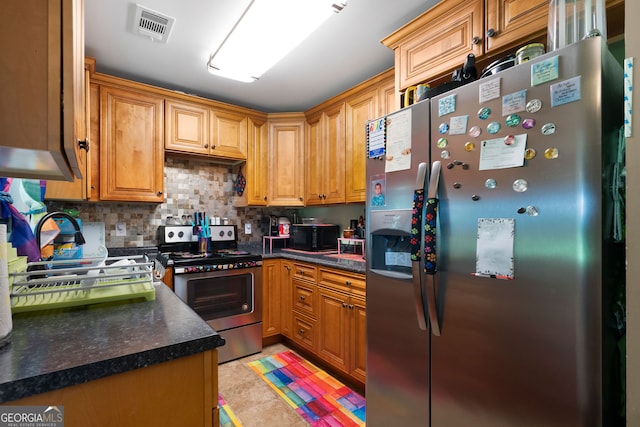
xmin=227 ymin=230 xmax=233 ymax=237
xmin=178 ymin=231 xmax=184 ymax=238
xmin=219 ymin=230 xmax=225 ymax=237
xmin=168 ymin=231 xmax=175 ymax=238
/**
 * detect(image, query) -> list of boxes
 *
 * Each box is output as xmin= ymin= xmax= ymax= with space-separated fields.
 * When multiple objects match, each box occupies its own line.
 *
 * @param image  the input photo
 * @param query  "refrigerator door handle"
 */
xmin=426 ymin=161 xmax=442 ymax=336
xmin=411 ymin=162 xmax=428 ymax=331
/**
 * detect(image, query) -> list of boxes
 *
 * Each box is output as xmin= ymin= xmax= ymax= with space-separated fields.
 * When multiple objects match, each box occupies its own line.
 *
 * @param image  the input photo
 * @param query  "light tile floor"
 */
xmin=218 ymin=343 xmax=309 ymax=427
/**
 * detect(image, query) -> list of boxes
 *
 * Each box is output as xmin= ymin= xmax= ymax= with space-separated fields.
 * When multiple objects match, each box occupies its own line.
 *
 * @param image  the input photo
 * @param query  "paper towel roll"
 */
xmin=0 ymin=224 xmax=12 ymax=348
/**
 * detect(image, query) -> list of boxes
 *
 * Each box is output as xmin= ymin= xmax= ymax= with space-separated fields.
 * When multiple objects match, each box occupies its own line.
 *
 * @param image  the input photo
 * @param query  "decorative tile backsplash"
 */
xmin=47 ymin=156 xmax=281 ymax=247
xmin=46 ymin=156 xmax=364 ymax=248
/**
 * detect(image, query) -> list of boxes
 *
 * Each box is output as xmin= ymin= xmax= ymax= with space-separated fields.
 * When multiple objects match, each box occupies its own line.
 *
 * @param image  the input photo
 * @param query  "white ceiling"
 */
xmin=84 ymin=0 xmax=441 ymax=113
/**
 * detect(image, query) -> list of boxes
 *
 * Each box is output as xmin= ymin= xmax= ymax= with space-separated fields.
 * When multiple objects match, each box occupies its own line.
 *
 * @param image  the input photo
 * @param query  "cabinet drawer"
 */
xmin=292 ymin=312 xmax=317 ymax=352
xmin=318 ymin=268 xmax=366 ymax=294
xmin=293 ymin=263 xmax=317 ymax=282
xmin=292 ymin=279 xmax=317 ymax=318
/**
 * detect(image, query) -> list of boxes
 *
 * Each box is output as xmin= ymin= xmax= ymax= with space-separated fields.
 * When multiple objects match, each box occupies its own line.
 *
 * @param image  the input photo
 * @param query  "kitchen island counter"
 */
xmin=0 ymin=283 xmax=225 ymax=404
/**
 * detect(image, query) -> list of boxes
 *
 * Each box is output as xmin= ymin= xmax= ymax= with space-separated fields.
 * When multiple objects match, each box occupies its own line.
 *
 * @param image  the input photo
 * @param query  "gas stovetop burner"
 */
xmin=157 ymin=225 xmax=261 ymax=270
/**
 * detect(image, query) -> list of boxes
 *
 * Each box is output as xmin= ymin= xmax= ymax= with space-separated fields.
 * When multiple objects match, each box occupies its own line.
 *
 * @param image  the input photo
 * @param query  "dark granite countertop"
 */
xmin=258 ymin=247 xmax=366 ymax=274
xmin=0 ymin=284 xmax=225 ymax=403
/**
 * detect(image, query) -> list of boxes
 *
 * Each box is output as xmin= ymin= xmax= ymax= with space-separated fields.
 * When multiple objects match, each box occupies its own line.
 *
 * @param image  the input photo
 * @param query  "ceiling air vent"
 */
xmin=133 ymin=4 xmax=175 ymax=43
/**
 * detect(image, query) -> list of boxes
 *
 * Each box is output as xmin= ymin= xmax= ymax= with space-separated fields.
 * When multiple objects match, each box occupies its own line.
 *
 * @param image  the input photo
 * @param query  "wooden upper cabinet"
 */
xmin=378 ymin=76 xmax=397 ymax=117
xmin=484 ymin=0 xmax=550 ymax=53
xmin=100 ymin=85 xmax=164 ymax=202
xmin=345 ymin=88 xmax=378 ymax=203
xmin=305 ymin=103 xmax=346 ymax=205
xmin=267 ymin=113 xmax=306 ymax=207
xmin=165 ymin=100 xmax=248 ymax=160
xmin=46 ymin=72 xmax=97 ymax=201
xmin=243 ymin=115 xmax=268 ymax=206
xmin=382 ymin=0 xmax=483 ymax=92
xmin=210 ymin=108 xmax=248 ymax=160
xmin=165 ymin=99 xmax=209 ymax=155
xmin=1 ymin=0 xmax=85 ymax=181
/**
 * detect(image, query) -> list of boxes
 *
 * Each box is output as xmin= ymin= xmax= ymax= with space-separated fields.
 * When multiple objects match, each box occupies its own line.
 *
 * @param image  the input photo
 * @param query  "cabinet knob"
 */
xmin=342 ymin=302 xmax=348 ymax=308
xmin=299 ymin=196 xmax=304 ymax=201
xmin=263 ymin=196 xmax=268 ymax=201
xmin=318 ymin=194 xmax=323 ymax=200
xmin=299 ymin=295 xmax=305 ymax=300
xmin=486 ymin=28 xmax=496 ymax=38
xmin=348 ymin=304 xmax=354 ymax=309
xmin=211 ymin=144 xmax=216 ymax=149
xmin=472 ymin=36 xmax=480 ymax=45
xmin=78 ymin=139 xmax=89 ymax=151
xmin=285 ymin=265 xmax=291 ymax=271
xmin=345 ymin=280 xmax=351 ymax=286
xmin=299 ymin=329 xmax=305 ymax=335
xmin=157 ymin=191 xmax=163 ymax=196
xmin=204 ymin=144 xmax=209 ymax=149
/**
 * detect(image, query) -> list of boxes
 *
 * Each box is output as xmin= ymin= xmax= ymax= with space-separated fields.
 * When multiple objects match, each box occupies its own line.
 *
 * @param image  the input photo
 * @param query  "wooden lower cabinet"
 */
xmin=318 ymin=268 xmax=367 ymax=383
xmin=280 ymin=260 xmax=294 ymax=338
xmin=262 ymin=259 xmax=281 ymax=338
xmin=8 ymin=350 xmax=219 ymax=427
xmin=264 ymin=260 xmax=366 ymax=385
xmin=292 ymin=311 xmax=317 ymax=353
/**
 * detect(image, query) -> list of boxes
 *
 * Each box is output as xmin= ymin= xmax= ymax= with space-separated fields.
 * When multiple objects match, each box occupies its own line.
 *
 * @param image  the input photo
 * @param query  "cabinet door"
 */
xmin=267 ymin=114 xmax=305 ymax=206
xmin=318 ymin=287 xmax=350 ymax=375
xmin=100 ymin=85 xmax=164 ymax=202
xmin=210 ymin=109 xmax=247 ymax=159
xmin=46 ymin=70 xmax=94 ymax=201
xmin=262 ymin=259 xmax=281 ymax=338
xmin=305 ymin=113 xmax=324 ymax=205
xmin=345 ymin=88 xmax=378 ymax=203
xmin=165 ymin=99 xmax=209 ymax=154
xmin=485 ymin=0 xmax=550 ymax=54
xmin=378 ymin=76 xmax=397 ymax=117
xmin=383 ymin=0 xmax=483 ymax=91
xmin=322 ymin=103 xmax=346 ymax=204
xmin=245 ymin=115 xmax=268 ymax=206
xmin=280 ymin=260 xmax=294 ymax=338
xmin=350 ymin=296 xmax=367 ymax=383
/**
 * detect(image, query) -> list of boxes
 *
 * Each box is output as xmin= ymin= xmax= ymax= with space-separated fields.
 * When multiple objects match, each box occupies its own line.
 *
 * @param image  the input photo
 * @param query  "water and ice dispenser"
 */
xmin=368 ymin=209 xmax=413 ymax=276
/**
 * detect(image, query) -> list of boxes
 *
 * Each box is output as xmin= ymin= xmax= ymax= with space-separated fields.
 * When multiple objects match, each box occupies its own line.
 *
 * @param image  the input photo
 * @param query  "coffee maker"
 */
xmin=269 ymin=215 xmax=279 ymax=236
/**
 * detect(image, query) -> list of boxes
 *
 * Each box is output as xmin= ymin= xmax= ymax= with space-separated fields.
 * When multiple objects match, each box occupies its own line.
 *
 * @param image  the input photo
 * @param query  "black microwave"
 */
xmin=289 ymin=224 xmax=339 ymax=251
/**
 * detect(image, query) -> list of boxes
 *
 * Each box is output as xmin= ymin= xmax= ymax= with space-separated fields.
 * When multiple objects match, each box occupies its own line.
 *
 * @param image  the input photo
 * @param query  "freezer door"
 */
xmin=428 ymin=38 xmax=621 ymax=427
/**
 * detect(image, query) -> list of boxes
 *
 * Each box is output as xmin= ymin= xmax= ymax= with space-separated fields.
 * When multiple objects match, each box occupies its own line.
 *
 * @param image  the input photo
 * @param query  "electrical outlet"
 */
xmin=244 ymin=223 xmax=252 ymax=234
xmin=116 ymin=222 xmax=127 ymax=237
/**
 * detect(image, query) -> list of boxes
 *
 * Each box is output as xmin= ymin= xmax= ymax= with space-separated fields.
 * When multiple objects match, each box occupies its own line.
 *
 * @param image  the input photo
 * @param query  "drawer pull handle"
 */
xmin=299 ymin=295 xmax=305 ymax=301
xmin=299 ymin=329 xmax=305 ymax=335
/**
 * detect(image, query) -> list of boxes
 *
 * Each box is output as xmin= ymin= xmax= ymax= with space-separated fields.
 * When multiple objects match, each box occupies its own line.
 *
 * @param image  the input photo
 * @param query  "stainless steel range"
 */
xmin=158 ymin=224 xmax=262 ymax=364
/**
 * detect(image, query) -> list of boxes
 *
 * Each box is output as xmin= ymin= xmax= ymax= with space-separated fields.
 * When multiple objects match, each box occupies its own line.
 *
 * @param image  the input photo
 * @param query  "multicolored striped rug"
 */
xmin=219 ymin=394 xmax=243 ymax=427
xmin=247 ymin=350 xmax=366 ymax=426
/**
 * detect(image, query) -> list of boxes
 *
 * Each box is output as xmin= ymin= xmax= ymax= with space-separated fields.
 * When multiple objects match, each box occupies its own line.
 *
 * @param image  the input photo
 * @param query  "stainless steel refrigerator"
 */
xmin=365 ymin=37 xmax=624 ymax=427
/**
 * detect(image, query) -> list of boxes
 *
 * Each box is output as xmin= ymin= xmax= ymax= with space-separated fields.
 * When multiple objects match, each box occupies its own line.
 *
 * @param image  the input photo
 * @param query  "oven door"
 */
xmin=173 ymin=266 xmax=262 ymax=332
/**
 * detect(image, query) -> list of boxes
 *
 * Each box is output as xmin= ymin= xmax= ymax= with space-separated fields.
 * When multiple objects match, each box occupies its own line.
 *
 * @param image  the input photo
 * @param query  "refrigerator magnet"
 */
xmin=550 ymin=76 xmax=581 ymax=107
xmin=370 ymin=175 xmax=386 ymax=207
xmin=502 ymin=89 xmax=527 ymax=116
xmin=449 ymin=115 xmax=469 ymax=135
xmin=531 ymin=55 xmax=559 ymax=86
xmin=438 ymin=94 xmax=456 ymax=116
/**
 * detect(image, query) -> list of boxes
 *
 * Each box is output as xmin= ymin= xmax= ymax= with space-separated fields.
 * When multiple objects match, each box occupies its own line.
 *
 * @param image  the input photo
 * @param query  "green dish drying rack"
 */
xmin=9 ymin=255 xmax=156 ymax=313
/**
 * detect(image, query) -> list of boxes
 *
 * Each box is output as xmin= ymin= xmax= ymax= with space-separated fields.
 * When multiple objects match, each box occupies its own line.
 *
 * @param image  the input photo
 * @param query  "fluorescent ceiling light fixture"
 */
xmin=207 ymin=0 xmax=347 ymax=83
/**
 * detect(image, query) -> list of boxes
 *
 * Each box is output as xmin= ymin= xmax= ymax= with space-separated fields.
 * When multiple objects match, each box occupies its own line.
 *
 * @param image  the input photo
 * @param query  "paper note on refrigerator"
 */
xmin=475 ymin=218 xmax=515 ymax=279
xmin=478 ymin=134 xmax=527 ymax=170
xmin=385 ymin=108 xmax=412 ymax=172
